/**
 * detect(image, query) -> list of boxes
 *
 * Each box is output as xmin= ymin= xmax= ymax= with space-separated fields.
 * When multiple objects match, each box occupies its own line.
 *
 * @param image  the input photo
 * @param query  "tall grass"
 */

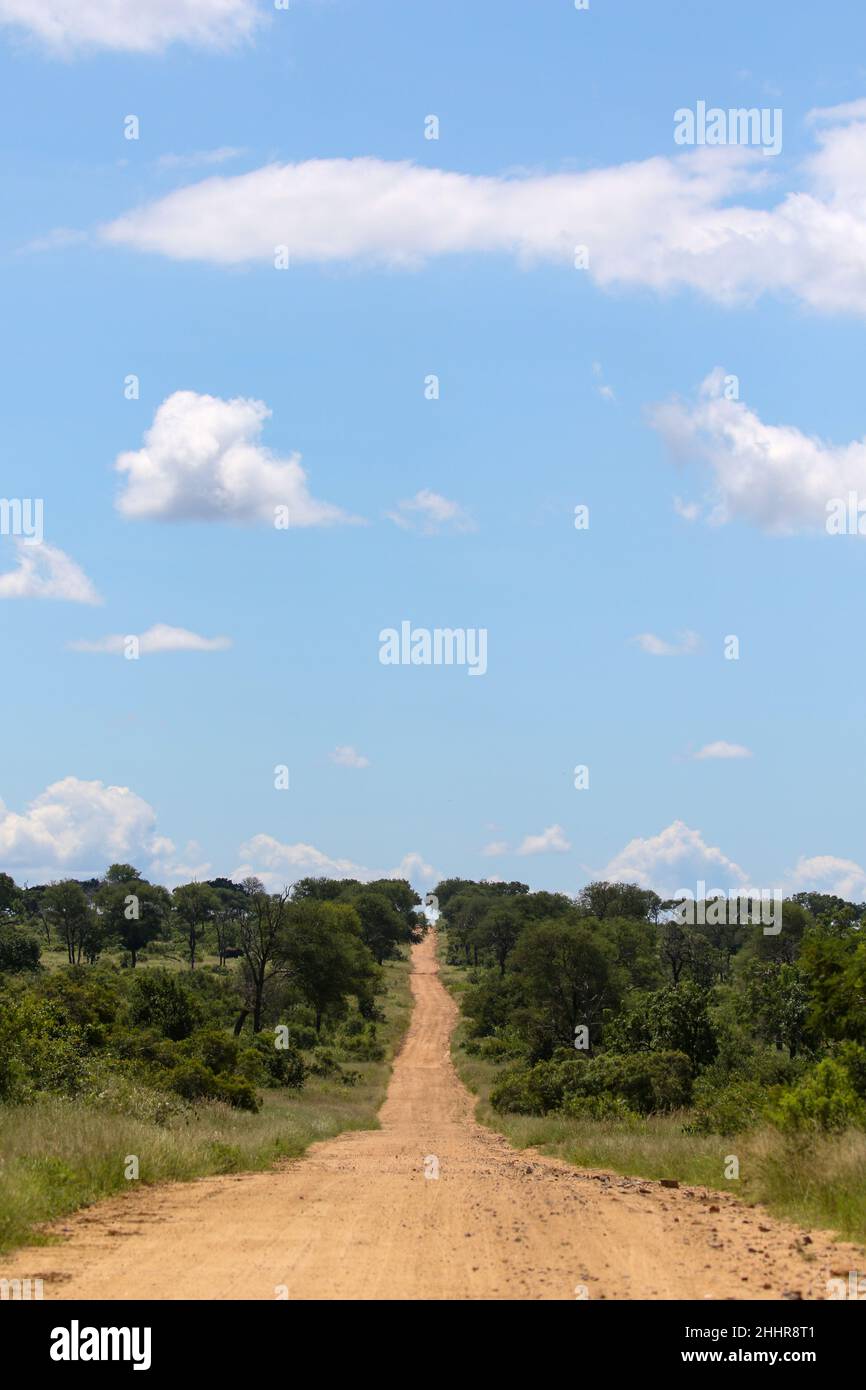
xmin=0 ymin=954 xmax=412 ymax=1253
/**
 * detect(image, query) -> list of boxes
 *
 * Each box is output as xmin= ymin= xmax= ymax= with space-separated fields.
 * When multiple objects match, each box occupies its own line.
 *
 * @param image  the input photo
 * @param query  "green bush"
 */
xmin=248 ymin=1034 xmax=305 ymax=1089
xmin=685 ymin=1077 xmax=770 ymax=1135
xmin=336 ymin=1020 xmax=384 ymax=1061
xmin=127 ymin=971 xmax=201 ymax=1041
xmin=561 ymin=1093 xmax=638 ymax=1121
xmin=489 ymin=1049 xmax=692 ymax=1117
xmin=168 ymin=1060 xmax=259 ymax=1112
xmin=771 ymin=1059 xmax=866 ymax=1134
xmin=0 ymin=927 xmax=40 ymax=973
xmin=490 ymin=1056 xmax=586 ymax=1115
xmin=837 ymin=1042 xmax=866 ymax=1100
xmin=580 ymin=1051 xmax=693 ymax=1115
xmin=0 ymin=992 xmax=91 ymax=1101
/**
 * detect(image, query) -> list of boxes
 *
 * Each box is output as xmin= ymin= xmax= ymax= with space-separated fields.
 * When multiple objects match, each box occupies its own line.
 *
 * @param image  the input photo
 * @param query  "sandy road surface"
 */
xmin=3 ymin=932 xmax=861 ymax=1300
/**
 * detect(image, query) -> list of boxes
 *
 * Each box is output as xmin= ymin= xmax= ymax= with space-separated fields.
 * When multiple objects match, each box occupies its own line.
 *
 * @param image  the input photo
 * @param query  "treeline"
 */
xmin=0 ymin=868 xmax=424 ymax=1115
xmin=435 ymin=877 xmax=866 ymax=1136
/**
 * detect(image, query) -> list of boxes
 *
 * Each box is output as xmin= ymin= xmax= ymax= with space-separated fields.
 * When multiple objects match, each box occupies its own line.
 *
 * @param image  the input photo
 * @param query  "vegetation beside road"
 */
xmin=436 ymin=878 xmax=866 ymax=1243
xmin=0 ymin=868 xmax=418 ymax=1252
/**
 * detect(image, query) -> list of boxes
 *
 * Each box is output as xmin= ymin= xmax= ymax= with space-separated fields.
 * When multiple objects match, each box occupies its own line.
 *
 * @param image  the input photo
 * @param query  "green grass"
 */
xmin=438 ymin=950 xmax=866 ymax=1246
xmin=0 ymin=953 xmax=413 ymax=1254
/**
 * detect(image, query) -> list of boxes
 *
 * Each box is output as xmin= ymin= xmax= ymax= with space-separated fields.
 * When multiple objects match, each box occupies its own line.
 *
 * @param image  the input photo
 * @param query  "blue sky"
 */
xmin=2 ymin=0 xmax=866 ymax=900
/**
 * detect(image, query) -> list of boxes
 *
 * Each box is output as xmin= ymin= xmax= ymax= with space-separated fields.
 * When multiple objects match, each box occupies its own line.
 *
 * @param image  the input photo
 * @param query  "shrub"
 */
xmin=561 ymin=1093 xmax=638 ymax=1122
xmin=189 ymin=1028 xmax=240 ymax=1075
xmin=336 ymin=1021 xmax=384 ymax=1061
xmin=489 ymin=1049 xmax=692 ymax=1117
xmin=771 ymin=1059 xmax=866 ymax=1134
xmin=0 ymin=927 xmax=40 ymax=973
xmin=127 ymin=971 xmax=200 ymax=1041
xmin=490 ymin=1056 xmax=585 ymax=1115
xmin=168 ymin=1060 xmax=259 ymax=1112
xmin=685 ymin=1078 xmax=770 ymax=1135
xmin=579 ymin=1051 xmax=693 ymax=1115
xmin=248 ymin=1034 xmax=305 ymax=1089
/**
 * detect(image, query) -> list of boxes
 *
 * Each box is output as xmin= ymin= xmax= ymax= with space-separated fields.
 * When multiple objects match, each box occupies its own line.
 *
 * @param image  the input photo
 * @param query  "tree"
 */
xmin=43 ymin=881 xmax=92 ymax=964
xmin=478 ymin=902 xmax=523 ymax=976
xmin=510 ymin=919 xmax=618 ymax=1051
xmin=443 ymin=888 xmax=492 ymax=965
xmin=292 ymin=877 xmax=361 ymax=902
xmin=172 ymin=882 xmax=219 ymax=970
xmin=97 ymin=873 xmax=169 ymax=967
xmin=363 ymin=880 xmax=423 ymax=935
xmin=236 ymin=885 xmax=292 ymax=1032
xmin=577 ymin=881 xmax=661 ymax=922
xmin=352 ymin=890 xmax=409 ymax=964
xmin=799 ymin=933 xmax=866 ymax=1046
xmin=644 ymin=983 xmax=718 ymax=1073
xmin=0 ymin=872 xmax=19 ymax=917
xmin=740 ymin=960 xmax=810 ymax=1057
xmin=657 ymin=920 xmax=692 ymax=985
xmin=284 ymin=900 xmax=378 ymax=1032
xmin=104 ymin=863 xmax=143 ymax=886
xmin=207 ymin=880 xmax=247 ymax=967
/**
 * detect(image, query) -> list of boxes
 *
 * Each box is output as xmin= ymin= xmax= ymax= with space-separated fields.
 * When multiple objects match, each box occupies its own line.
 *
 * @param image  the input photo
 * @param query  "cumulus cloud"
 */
xmin=96 ymin=107 xmax=866 ymax=315
xmin=0 ymin=540 xmax=101 ymax=603
xmin=651 ymin=368 xmax=866 ymax=533
xmin=330 ymin=745 xmax=370 ymax=769
xmin=785 ymin=854 xmax=866 ymax=902
xmin=234 ymin=834 xmax=436 ymax=892
xmin=632 ymin=630 xmax=700 ymax=657
xmin=601 ymin=819 xmax=748 ymax=895
xmin=0 ymin=777 xmax=159 ymax=876
xmin=68 ymin=623 xmax=231 ymax=655
xmin=516 ymin=824 xmax=571 ymax=856
xmin=389 ymin=852 xmax=437 ymax=883
xmin=0 ymin=0 xmax=261 ymax=55
xmin=693 ymin=741 xmax=753 ymax=760
xmin=114 ymin=391 xmax=358 ymax=527
xmin=482 ymin=840 xmax=508 ymax=857
xmin=149 ymin=839 xmax=212 ymax=886
xmin=386 ymin=489 xmax=475 ymax=534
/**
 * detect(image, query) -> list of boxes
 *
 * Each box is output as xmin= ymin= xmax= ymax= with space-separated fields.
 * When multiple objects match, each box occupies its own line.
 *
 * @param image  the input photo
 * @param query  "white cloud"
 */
xmin=632 ymin=630 xmax=700 ymax=656
xmin=68 ymin=623 xmax=231 ymax=655
xmin=482 ymin=840 xmax=508 ymax=857
xmin=601 ymin=819 xmax=748 ymax=895
xmin=330 ymin=745 xmax=370 ymax=769
xmin=517 ymin=824 xmax=571 ymax=856
xmin=0 ymin=540 xmax=101 ymax=603
xmin=0 ymin=0 xmax=261 ymax=55
xmin=693 ymin=741 xmax=753 ymax=760
xmin=785 ymin=854 xmax=866 ymax=902
xmin=22 ymin=227 xmax=89 ymax=254
xmin=651 ymin=368 xmax=866 ymax=533
xmin=0 ymin=777 xmax=159 ymax=876
xmin=149 ymin=839 xmax=212 ymax=886
xmin=673 ymin=495 xmax=701 ymax=522
xmin=96 ymin=108 xmax=866 ymax=315
xmin=234 ymin=834 xmax=436 ymax=892
xmin=114 ymin=391 xmax=358 ymax=527
xmin=156 ymin=148 xmax=246 ymax=171
xmin=388 ymin=852 xmax=436 ymax=884
xmin=386 ymin=489 xmax=475 ymax=534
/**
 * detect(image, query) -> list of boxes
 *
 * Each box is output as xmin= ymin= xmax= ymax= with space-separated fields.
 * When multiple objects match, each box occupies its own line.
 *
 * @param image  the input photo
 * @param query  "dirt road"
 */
xmin=4 ymin=932 xmax=861 ymax=1300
